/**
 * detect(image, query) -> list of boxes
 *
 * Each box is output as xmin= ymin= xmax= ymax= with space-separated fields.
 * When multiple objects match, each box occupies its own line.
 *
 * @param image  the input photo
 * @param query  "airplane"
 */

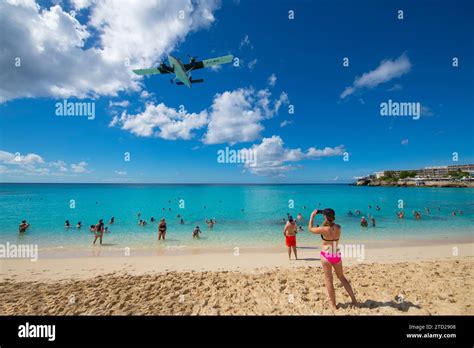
xmin=132 ymin=54 xmax=234 ymax=87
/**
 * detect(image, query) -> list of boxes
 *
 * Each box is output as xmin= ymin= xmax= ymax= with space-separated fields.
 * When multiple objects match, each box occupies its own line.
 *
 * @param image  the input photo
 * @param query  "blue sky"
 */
xmin=0 ymin=0 xmax=473 ymax=183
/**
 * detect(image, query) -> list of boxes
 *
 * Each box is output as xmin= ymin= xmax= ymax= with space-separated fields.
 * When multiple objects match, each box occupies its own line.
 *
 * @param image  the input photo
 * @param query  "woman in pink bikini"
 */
xmin=308 ymin=208 xmax=358 ymax=309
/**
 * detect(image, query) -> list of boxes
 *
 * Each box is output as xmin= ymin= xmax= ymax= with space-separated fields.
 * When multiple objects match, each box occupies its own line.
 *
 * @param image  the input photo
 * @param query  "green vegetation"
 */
xmin=399 ymin=171 xmax=418 ymax=179
xmin=448 ymin=170 xmax=469 ymax=179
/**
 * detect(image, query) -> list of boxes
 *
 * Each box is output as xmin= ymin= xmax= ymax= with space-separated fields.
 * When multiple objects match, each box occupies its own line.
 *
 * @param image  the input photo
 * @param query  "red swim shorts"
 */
xmin=285 ymin=235 xmax=296 ymax=247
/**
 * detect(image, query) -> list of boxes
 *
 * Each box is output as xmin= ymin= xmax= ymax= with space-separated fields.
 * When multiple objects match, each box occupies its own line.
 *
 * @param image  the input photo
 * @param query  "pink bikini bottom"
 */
xmin=320 ymin=250 xmax=342 ymax=264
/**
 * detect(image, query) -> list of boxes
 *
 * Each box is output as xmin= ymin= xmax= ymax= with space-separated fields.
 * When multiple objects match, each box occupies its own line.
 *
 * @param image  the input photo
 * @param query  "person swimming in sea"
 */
xmin=206 ymin=219 xmax=215 ymax=228
xmin=425 ymin=207 xmax=430 ymax=214
xmin=109 ymin=217 xmax=115 ymax=224
xmin=19 ymin=220 xmax=30 ymax=234
xmin=65 ymin=220 xmax=70 ymax=229
xmin=375 ymin=205 xmax=380 ymax=211
xmin=414 ymin=211 xmax=421 ymax=220
xmin=370 ymin=217 xmax=376 ymax=227
xmin=89 ymin=225 xmax=96 ymax=233
xmin=138 ymin=219 xmax=143 ymax=225
xmin=297 ymin=213 xmax=303 ymax=221
xmin=360 ymin=217 xmax=368 ymax=227
xmin=397 ymin=211 xmax=405 ymax=219
xmin=192 ymin=226 xmax=201 ymax=239
xmin=76 ymin=221 xmax=82 ymax=229
xmin=180 ymin=218 xmax=185 ymax=224
xmin=150 ymin=217 xmax=155 ymax=223
xmin=347 ymin=211 xmax=353 ymax=216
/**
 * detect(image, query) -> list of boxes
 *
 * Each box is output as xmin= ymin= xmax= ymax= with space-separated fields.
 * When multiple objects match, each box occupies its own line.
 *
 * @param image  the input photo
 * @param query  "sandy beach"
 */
xmin=0 ymin=241 xmax=472 ymax=315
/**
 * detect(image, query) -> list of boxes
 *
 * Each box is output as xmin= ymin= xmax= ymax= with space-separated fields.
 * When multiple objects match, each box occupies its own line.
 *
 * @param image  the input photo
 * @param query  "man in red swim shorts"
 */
xmin=283 ymin=215 xmax=298 ymax=260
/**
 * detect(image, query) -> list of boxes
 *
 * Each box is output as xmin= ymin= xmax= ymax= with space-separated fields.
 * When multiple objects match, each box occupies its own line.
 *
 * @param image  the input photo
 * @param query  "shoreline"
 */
xmin=1 ymin=241 xmax=472 ymax=281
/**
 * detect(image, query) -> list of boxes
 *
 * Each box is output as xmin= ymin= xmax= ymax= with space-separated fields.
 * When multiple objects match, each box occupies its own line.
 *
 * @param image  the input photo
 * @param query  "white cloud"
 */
xmin=248 ymin=59 xmax=258 ymax=70
xmin=239 ymin=34 xmax=253 ymax=50
xmin=241 ymin=136 xmax=346 ymax=177
xmin=111 ymin=103 xmax=208 ymax=140
xmin=203 ymin=88 xmax=289 ymax=145
xmin=114 ymin=170 xmax=127 ymax=175
xmin=0 ymin=0 xmax=219 ymax=103
xmin=401 ymin=138 xmax=409 ymax=145
xmin=267 ymin=73 xmax=277 ymax=87
xmin=280 ymin=119 xmax=293 ymax=128
xmin=70 ymin=161 xmax=88 ymax=173
xmin=0 ymin=150 xmax=89 ymax=177
xmin=71 ymin=0 xmax=93 ymax=11
xmin=340 ymin=53 xmax=411 ymax=99
xmin=306 ymin=145 xmax=346 ymax=157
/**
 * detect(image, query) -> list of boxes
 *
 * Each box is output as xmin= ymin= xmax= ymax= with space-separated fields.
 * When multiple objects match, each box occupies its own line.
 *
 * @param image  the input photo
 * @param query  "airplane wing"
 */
xmin=184 ymin=54 xmax=234 ymax=71
xmin=133 ymin=66 xmax=172 ymax=75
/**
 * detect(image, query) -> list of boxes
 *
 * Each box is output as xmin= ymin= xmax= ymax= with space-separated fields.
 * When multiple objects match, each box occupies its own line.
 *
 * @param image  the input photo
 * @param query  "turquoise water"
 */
xmin=0 ymin=184 xmax=473 ymax=251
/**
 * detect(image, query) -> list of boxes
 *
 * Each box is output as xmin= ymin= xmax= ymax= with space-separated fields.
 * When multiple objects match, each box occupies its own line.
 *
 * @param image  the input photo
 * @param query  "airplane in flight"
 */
xmin=133 ymin=54 xmax=234 ymax=87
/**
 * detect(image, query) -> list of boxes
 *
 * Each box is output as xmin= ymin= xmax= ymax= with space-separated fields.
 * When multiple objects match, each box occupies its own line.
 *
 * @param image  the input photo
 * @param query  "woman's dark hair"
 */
xmin=322 ymin=208 xmax=336 ymax=227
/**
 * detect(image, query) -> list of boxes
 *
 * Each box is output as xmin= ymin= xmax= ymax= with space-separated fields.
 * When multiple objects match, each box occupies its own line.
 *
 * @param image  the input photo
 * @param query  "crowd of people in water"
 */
xmin=15 ymin=201 xmax=467 ymax=310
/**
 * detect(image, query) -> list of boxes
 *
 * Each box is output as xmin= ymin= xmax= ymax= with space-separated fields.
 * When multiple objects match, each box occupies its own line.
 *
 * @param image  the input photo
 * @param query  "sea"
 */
xmin=0 ymin=184 xmax=473 ymax=253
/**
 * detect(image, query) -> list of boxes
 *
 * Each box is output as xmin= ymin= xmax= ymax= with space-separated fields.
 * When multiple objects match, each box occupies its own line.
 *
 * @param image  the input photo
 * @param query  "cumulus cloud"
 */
xmin=109 ymin=100 xmax=130 ymax=108
xmin=203 ymin=88 xmax=289 ymax=145
xmin=280 ymin=119 xmax=293 ymax=128
xmin=340 ymin=53 xmax=411 ymax=99
xmin=241 ymin=136 xmax=346 ymax=177
xmin=114 ymin=170 xmax=127 ymax=175
xmin=247 ymin=59 xmax=258 ymax=70
xmin=401 ymin=138 xmax=409 ymax=145
xmin=110 ymin=103 xmax=208 ymax=140
xmin=70 ymin=161 xmax=89 ymax=173
xmin=0 ymin=150 xmax=89 ymax=177
xmin=0 ymin=0 xmax=219 ymax=103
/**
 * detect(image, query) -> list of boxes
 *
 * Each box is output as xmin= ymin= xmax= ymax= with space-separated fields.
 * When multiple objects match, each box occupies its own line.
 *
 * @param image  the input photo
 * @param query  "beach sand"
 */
xmin=0 ymin=242 xmax=473 ymax=315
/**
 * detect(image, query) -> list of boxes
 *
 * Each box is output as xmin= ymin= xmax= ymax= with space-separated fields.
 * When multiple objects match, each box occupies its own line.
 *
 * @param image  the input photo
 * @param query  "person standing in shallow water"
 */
xmin=308 ymin=208 xmax=358 ymax=310
xmin=283 ymin=215 xmax=298 ymax=260
xmin=158 ymin=218 xmax=167 ymax=240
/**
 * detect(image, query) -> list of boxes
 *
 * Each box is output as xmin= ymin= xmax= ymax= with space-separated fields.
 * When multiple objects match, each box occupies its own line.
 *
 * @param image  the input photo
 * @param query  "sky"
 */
xmin=0 ymin=0 xmax=473 ymax=183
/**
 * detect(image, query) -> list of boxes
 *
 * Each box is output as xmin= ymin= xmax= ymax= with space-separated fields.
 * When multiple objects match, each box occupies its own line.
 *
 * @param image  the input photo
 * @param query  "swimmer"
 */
xmin=425 ymin=207 xmax=430 ymax=214
xmin=151 ymin=217 xmax=155 ymax=223
xmin=375 ymin=205 xmax=381 ymax=211
xmin=360 ymin=217 xmax=368 ymax=227
xmin=458 ymin=209 xmax=463 ymax=215
xmin=109 ymin=217 xmax=115 ymax=224
xmin=19 ymin=220 xmax=30 ymax=234
xmin=180 ymin=218 xmax=185 ymax=224
xmin=414 ymin=211 xmax=421 ymax=220
xmin=138 ymin=219 xmax=143 ymax=225
xmin=347 ymin=211 xmax=353 ymax=216
xmin=176 ymin=214 xmax=181 ymax=218
xmin=452 ymin=211 xmax=457 ymax=216
xmin=297 ymin=225 xmax=304 ymax=232
xmin=76 ymin=221 xmax=82 ymax=229
xmin=368 ymin=205 xmax=371 ymax=209
xmin=192 ymin=226 xmax=201 ymax=239
xmin=370 ymin=217 xmax=376 ymax=227
xmin=65 ymin=220 xmax=70 ymax=229
xmin=104 ymin=227 xmax=109 ymax=233
xmin=397 ymin=211 xmax=405 ymax=219
xmin=89 ymin=225 xmax=96 ymax=233
xmin=297 ymin=213 xmax=303 ymax=221
xmin=137 ymin=212 xmax=141 ymax=218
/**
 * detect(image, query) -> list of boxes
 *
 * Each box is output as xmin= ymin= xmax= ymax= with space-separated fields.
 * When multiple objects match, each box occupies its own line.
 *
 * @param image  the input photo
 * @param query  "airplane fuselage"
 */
xmin=168 ymin=55 xmax=191 ymax=88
